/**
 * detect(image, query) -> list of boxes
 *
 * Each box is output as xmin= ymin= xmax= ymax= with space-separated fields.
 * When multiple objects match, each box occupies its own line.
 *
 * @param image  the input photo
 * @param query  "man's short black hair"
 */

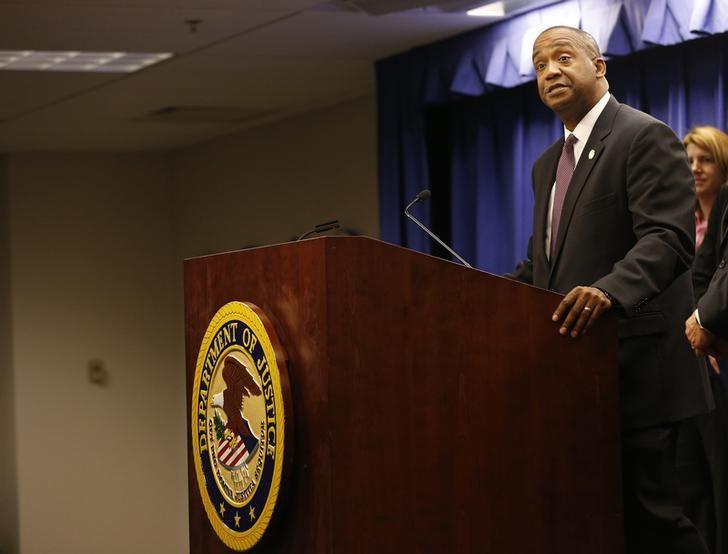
xmin=538 ymin=26 xmax=602 ymax=59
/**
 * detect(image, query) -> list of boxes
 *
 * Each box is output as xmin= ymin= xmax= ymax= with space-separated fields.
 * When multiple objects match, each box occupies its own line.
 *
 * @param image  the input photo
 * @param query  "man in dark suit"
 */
xmin=689 ymin=184 xmax=728 ymax=354
xmin=685 ymin=183 xmax=728 ymax=554
xmin=508 ymin=26 xmax=713 ymax=553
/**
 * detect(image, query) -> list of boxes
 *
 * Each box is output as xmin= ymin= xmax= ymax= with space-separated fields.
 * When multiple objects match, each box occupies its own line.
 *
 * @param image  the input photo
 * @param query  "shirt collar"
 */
xmin=564 ymin=90 xmax=611 ymax=144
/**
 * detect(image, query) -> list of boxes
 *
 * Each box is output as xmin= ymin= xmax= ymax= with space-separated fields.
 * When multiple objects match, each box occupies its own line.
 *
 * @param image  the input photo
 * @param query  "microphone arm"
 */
xmin=404 ymin=190 xmax=472 ymax=268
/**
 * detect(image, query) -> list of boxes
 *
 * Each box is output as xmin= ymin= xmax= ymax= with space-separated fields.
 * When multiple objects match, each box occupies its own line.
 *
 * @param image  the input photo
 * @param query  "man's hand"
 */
xmin=552 ymin=286 xmax=613 ymax=338
xmin=685 ymin=311 xmax=715 ymax=356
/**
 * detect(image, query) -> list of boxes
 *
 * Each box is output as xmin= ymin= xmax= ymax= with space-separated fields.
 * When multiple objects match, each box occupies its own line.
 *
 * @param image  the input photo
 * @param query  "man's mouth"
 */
xmin=546 ymin=83 xmax=568 ymax=94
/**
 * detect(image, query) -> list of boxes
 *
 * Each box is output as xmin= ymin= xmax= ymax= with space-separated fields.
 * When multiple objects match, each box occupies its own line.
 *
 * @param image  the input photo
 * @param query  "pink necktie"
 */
xmin=550 ymin=134 xmax=577 ymax=259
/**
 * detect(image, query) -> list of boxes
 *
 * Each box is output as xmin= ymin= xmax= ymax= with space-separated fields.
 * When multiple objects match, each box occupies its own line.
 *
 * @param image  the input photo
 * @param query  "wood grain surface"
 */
xmin=184 ymin=236 xmax=623 ymax=553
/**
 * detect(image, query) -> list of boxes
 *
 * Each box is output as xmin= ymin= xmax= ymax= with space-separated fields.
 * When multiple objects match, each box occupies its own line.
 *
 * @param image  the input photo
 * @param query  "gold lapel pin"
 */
xmin=588 ymin=149 xmax=595 ymax=160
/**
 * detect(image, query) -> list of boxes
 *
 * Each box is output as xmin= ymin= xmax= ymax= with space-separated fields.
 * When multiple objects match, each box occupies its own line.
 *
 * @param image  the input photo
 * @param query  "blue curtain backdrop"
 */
xmin=377 ymin=0 xmax=728 ymax=274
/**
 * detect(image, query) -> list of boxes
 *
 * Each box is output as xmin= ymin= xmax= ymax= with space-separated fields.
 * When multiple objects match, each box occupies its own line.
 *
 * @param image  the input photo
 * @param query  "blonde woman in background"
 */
xmin=684 ymin=126 xmax=728 ymax=250
xmin=679 ymin=125 xmax=728 ymax=554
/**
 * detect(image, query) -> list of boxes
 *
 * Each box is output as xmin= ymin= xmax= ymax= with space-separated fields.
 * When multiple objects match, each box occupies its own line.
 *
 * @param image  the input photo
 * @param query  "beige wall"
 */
xmin=3 ymin=95 xmax=378 ymax=553
xmin=0 ymin=156 xmax=20 ymax=554
xmin=8 ymin=155 xmax=187 ymax=554
xmin=171 ymin=96 xmax=379 ymax=258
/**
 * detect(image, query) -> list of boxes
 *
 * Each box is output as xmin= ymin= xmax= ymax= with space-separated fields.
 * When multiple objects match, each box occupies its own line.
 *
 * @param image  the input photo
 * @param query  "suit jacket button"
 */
xmin=721 ymin=260 xmax=727 ymax=269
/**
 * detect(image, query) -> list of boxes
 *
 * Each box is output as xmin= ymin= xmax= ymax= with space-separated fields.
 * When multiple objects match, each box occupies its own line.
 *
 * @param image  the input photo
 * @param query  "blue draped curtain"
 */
xmin=377 ymin=0 xmax=728 ymax=274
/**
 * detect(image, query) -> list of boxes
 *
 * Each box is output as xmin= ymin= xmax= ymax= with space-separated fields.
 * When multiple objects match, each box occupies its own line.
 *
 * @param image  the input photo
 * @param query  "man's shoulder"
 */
xmin=600 ymin=101 xmax=683 ymax=156
xmin=719 ymin=182 xmax=728 ymax=201
xmin=715 ymin=182 xmax=728 ymax=215
xmin=612 ymin=102 xmax=670 ymax=133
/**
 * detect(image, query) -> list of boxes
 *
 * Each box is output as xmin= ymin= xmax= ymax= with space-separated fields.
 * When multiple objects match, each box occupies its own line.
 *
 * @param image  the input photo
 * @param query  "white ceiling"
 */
xmin=0 ymin=0 xmax=497 ymax=153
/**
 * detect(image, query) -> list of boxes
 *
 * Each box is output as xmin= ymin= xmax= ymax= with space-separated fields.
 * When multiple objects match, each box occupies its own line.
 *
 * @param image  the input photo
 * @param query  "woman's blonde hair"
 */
xmin=683 ymin=125 xmax=728 ymax=180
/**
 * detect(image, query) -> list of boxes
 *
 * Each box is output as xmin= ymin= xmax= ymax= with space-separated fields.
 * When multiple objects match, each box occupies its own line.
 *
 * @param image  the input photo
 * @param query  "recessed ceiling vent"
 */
xmin=314 ymin=0 xmax=562 ymax=16
xmin=317 ymin=0 xmax=464 ymax=15
xmin=141 ymin=105 xmax=274 ymax=124
xmin=347 ymin=0 xmax=448 ymax=14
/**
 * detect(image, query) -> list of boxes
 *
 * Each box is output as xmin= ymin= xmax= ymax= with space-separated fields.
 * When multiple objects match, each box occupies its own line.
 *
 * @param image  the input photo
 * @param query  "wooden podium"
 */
xmin=184 ymin=236 xmax=623 ymax=553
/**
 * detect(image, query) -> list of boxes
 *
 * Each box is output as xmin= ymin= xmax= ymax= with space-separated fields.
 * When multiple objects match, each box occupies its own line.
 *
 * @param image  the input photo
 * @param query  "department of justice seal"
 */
xmin=191 ymin=301 xmax=291 ymax=551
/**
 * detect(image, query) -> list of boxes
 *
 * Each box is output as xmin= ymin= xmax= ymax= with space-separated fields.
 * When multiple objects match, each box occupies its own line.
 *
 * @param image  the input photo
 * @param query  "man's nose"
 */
xmin=544 ymin=60 xmax=560 ymax=77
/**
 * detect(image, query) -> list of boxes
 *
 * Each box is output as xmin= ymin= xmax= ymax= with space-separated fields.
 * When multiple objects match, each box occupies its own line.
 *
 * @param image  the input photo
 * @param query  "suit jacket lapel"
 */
xmin=548 ymin=96 xmax=620 ymax=283
xmin=533 ymin=140 xmax=563 ymax=283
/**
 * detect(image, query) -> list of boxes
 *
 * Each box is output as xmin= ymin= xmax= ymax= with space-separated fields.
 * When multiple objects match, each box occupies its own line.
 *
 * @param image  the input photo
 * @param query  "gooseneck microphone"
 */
xmin=404 ymin=189 xmax=472 ymax=268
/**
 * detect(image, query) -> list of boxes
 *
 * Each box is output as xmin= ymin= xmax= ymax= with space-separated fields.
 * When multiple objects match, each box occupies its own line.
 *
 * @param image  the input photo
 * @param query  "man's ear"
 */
xmin=594 ymin=57 xmax=607 ymax=78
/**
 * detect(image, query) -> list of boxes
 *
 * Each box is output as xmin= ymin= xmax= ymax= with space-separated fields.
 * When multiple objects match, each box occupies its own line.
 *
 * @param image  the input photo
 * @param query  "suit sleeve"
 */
xmin=697 ymin=261 xmax=728 ymax=337
xmin=504 ymin=235 xmax=534 ymax=284
xmin=592 ymin=121 xmax=695 ymax=309
xmin=696 ymin=185 xmax=728 ymax=336
xmin=693 ymin=184 xmax=728 ymax=301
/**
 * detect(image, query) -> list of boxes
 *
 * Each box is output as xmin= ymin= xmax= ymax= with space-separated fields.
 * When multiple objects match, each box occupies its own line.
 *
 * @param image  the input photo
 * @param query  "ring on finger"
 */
xmin=583 ymin=306 xmax=593 ymax=312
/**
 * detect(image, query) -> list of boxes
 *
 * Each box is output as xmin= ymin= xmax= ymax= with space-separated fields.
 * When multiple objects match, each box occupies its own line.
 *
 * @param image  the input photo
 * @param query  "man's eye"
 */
xmin=559 ymin=55 xmax=571 ymax=62
xmin=535 ymin=63 xmax=545 ymax=71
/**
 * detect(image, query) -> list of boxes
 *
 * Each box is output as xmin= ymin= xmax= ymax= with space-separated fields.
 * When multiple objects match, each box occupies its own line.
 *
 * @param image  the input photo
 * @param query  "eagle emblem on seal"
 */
xmin=211 ymin=356 xmax=262 ymax=470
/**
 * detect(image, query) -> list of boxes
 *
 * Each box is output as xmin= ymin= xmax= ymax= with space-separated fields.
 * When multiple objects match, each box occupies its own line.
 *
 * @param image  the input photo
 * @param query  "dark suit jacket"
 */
xmin=695 ymin=184 xmax=728 ymax=334
xmin=693 ymin=183 xmax=728 ymax=389
xmin=508 ymin=95 xmax=713 ymax=430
